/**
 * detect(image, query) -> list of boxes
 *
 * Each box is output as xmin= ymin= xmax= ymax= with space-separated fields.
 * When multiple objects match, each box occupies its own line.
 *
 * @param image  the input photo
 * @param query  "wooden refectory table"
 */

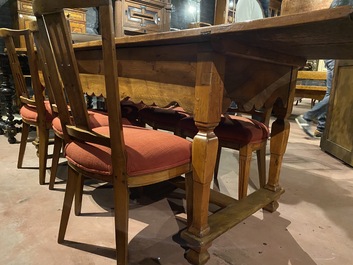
xmin=72 ymin=6 xmax=353 ymax=264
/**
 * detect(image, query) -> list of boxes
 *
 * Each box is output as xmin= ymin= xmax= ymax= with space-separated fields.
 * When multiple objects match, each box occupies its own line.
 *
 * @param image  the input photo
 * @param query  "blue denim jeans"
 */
xmin=303 ymin=60 xmax=335 ymax=132
xmin=330 ymin=0 xmax=353 ymax=8
xmin=259 ymin=0 xmax=269 ymax=17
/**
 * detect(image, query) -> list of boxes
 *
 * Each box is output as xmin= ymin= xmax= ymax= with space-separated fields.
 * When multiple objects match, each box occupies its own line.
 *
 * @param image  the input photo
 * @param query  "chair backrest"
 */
xmin=0 ymin=28 xmax=47 ymax=125
xmin=30 ymin=20 xmax=72 ymax=143
xmin=33 ymin=0 xmax=127 ymax=174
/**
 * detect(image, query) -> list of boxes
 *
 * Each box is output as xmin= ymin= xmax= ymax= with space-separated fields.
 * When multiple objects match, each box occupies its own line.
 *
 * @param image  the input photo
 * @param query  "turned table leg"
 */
xmin=264 ymin=117 xmax=290 ymax=212
xmin=182 ymin=51 xmax=225 ymax=265
xmin=264 ymin=67 xmax=298 ymax=212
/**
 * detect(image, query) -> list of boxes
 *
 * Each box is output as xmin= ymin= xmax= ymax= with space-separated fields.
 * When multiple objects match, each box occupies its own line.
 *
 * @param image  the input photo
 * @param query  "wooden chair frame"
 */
xmin=179 ymin=108 xmax=272 ymax=200
xmin=0 ymin=28 xmax=53 ymax=185
xmin=29 ymin=22 xmax=66 ymax=190
xmin=218 ymin=109 xmax=272 ymax=199
xmin=33 ymin=0 xmax=192 ymax=264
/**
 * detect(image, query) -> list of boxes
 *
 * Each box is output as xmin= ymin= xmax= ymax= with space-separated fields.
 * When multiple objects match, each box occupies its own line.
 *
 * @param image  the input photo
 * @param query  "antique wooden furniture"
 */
xmin=0 ymin=28 xmax=54 ymax=185
xmin=33 ymin=1 xmax=193 ymax=265
xmin=66 ymin=6 xmax=353 ymax=264
xmin=295 ymin=70 xmax=327 ymax=106
xmin=139 ymin=90 xmax=271 ymax=201
xmin=10 ymin=0 xmax=36 ymax=47
xmin=30 ymin=23 xmax=128 ymax=190
xmin=114 ymin=0 xmax=171 ymax=37
xmin=34 ymin=1 xmax=353 ymax=264
xmin=0 ymin=0 xmax=87 ymax=143
xmin=320 ymin=60 xmax=353 ymax=167
xmin=48 ymin=111 xmax=111 ymax=189
xmin=177 ymin=111 xmax=271 ymax=199
xmin=9 ymin=0 xmax=86 ymax=47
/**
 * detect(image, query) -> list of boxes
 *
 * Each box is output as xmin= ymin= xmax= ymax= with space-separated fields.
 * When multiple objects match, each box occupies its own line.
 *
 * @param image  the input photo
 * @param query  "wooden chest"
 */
xmin=11 ymin=0 xmax=86 ymax=47
xmin=114 ymin=0 xmax=171 ymax=37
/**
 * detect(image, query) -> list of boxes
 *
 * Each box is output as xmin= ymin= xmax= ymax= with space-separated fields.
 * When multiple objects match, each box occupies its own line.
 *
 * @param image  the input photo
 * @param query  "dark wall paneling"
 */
xmin=0 ymin=0 xmax=13 ymax=53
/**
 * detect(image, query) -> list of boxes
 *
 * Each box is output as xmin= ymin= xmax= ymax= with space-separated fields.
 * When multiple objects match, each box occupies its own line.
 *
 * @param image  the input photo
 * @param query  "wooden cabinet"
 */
xmin=320 ymin=60 xmax=353 ymax=167
xmin=214 ymin=0 xmax=236 ymax=25
xmin=64 ymin=9 xmax=87 ymax=34
xmin=17 ymin=0 xmax=33 ymax=14
xmin=10 ymin=0 xmax=86 ymax=47
xmin=13 ymin=0 xmax=36 ymax=47
xmin=114 ymin=0 xmax=171 ymax=37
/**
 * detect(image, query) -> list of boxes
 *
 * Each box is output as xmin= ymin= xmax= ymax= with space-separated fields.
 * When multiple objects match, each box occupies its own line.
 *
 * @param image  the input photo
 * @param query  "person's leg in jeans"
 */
xmin=315 ymin=60 xmax=334 ymax=134
xmin=302 ymin=93 xmax=330 ymax=122
xmin=303 ymin=60 xmax=334 ymax=122
xmin=296 ymin=60 xmax=335 ymax=137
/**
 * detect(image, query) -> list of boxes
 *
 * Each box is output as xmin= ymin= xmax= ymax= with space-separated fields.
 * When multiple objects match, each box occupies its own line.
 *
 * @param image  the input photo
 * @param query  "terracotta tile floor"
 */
xmin=1 ymin=99 xmax=353 ymax=265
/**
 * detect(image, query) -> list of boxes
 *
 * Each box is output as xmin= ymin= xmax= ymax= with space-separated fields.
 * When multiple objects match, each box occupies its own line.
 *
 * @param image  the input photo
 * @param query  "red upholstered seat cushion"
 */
xmin=138 ymin=106 xmax=190 ymax=127
xmin=51 ymin=111 xmax=131 ymax=136
xmin=65 ymin=125 xmax=191 ymax=177
xmin=178 ymin=115 xmax=269 ymax=144
xmin=20 ymin=100 xmax=54 ymax=123
xmin=86 ymin=110 xmax=110 ymax=128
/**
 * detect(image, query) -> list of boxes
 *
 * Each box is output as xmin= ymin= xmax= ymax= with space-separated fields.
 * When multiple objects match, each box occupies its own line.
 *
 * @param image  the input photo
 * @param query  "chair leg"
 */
xmin=17 ymin=122 xmax=30 ymax=168
xmin=213 ymin=145 xmax=222 ymax=190
xmin=74 ymin=173 xmax=84 ymax=216
xmin=114 ymin=177 xmax=129 ymax=265
xmin=58 ymin=166 xmax=79 ymax=243
xmin=185 ymin=171 xmax=194 ymax=228
xmin=256 ymin=144 xmax=267 ymax=189
xmin=38 ymin=128 xmax=50 ymax=185
xmin=238 ymin=145 xmax=253 ymax=200
xmin=49 ymin=135 xmax=62 ymax=190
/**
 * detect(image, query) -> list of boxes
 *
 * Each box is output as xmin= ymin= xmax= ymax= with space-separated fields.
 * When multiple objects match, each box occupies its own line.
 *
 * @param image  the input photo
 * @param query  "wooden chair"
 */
xmin=139 ymin=99 xmax=270 ymax=200
xmin=30 ymin=21 xmax=132 ymax=190
xmin=33 ymin=25 xmax=143 ymax=190
xmin=138 ymin=101 xmax=190 ymax=134
xmin=0 ymin=28 xmax=54 ymax=185
xmin=177 ymin=108 xmax=271 ymax=199
xmin=137 ymin=87 xmax=271 ymax=200
xmin=49 ymin=110 xmax=111 ymax=189
xmin=33 ymin=1 xmax=193 ymax=264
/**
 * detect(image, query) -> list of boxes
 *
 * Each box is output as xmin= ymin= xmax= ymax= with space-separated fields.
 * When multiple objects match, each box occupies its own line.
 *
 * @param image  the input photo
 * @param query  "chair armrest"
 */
xmin=66 ymin=125 xmax=110 ymax=147
xmin=20 ymin=96 xmax=36 ymax=106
